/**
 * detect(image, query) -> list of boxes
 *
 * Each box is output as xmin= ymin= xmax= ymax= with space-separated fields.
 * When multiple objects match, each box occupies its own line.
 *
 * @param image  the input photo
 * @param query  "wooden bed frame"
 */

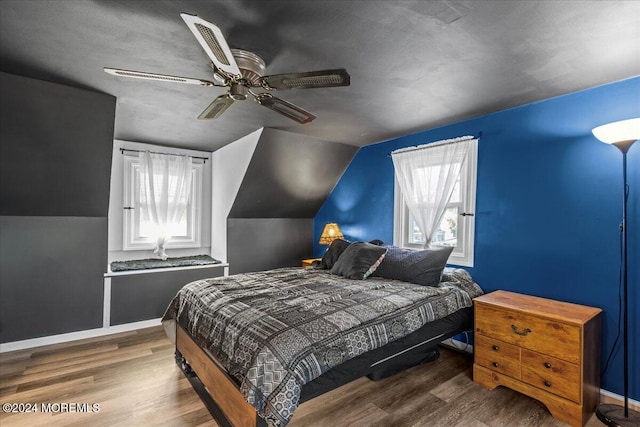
xmin=173 ymin=309 xmax=472 ymax=426
xmin=175 ymin=324 xmax=265 ymax=427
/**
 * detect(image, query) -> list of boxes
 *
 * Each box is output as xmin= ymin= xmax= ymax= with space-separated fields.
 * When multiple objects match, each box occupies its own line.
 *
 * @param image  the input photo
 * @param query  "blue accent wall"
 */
xmin=315 ymin=77 xmax=640 ymax=400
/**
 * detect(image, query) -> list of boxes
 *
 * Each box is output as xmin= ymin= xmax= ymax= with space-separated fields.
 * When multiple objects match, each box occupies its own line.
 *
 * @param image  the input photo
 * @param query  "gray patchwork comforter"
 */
xmin=162 ymin=267 xmax=482 ymax=426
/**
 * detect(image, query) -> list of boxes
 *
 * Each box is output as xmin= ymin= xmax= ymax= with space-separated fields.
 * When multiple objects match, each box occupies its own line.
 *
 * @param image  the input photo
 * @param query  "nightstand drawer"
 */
xmin=475 ymin=304 xmax=581 ymax=364
xmin=521 ymin=349 xmax=580 ymax=403
xmin=475 ymin=335 xmax=520 ymax=379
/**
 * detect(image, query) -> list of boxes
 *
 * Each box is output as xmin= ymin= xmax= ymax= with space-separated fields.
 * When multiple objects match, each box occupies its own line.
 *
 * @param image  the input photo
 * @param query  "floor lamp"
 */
xmin=592 ymin=118 xmax=640 ymax=427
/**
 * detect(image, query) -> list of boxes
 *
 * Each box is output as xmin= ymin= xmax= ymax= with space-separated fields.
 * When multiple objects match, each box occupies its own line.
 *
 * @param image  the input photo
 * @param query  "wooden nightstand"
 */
xmin=302 ymin=258 xmax=322 ymax=267
xmin=473 ymin=291 xmax=601 ymax=427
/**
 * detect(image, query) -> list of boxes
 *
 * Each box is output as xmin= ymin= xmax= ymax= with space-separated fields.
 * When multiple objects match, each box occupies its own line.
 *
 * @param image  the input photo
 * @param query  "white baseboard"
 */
xmin=0 ymin=318 xmax=162 ymax=353
xmin=600 ymin=388 xmax=640 ymax=411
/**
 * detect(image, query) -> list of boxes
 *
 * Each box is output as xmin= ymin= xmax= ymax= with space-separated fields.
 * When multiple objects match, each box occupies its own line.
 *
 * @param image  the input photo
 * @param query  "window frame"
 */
xmin=393 ymin=139 xmax=477 ymax=267
xmin=122 ymin=155 xmax=203 ymax=251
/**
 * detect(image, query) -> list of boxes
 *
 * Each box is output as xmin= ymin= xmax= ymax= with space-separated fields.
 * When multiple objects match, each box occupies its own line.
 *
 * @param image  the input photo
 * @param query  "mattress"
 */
xmin=163 ymin=266 xmax=482 ymax=426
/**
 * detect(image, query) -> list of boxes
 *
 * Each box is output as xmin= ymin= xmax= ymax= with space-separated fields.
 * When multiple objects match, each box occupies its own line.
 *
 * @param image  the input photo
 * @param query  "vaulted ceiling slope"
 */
xmin=1 ymin=1 xmax=639 ymax=152
xmin=228 ymin=128 xmax=358 ymax=218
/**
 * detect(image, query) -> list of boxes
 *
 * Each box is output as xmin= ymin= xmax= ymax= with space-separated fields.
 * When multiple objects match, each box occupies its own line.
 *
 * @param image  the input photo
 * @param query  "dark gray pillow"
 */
xmin=330 ymin=242 xmax=387 ymax=280
xmin=319 ymin=238 xmax=351 ymax=269
xmin=372 ymin=245 xmax=454 ymax=286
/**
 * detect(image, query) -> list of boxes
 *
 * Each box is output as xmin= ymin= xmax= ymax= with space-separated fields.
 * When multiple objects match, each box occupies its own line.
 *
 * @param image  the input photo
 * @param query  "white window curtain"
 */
xmin=140 ymin=151 xmax=193 ymax=259
xmin=391 ymin=136 xmax=475 ymax=247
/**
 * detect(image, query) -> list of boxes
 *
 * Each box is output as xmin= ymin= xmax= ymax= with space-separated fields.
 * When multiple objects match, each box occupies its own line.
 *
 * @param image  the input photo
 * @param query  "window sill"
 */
xmin=104 ymin=262 xmax=229 ymax=277
xmin=446 ymin=257 xmax=473 ymax=268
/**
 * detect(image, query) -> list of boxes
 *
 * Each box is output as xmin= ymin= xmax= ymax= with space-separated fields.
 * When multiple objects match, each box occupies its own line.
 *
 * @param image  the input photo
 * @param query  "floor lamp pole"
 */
xmin=596 ymin=138 xmax=639 ymax=427
xmin=621 ymin=147 xmax=628 ymax=418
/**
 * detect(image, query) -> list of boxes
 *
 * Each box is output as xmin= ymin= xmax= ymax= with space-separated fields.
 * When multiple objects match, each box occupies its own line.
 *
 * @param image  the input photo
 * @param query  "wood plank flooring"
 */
xmin=0 ymin=326 xmax=603 ymax=426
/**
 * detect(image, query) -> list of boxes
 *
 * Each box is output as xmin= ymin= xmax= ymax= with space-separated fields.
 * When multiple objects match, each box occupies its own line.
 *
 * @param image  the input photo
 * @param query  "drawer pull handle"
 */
xmin=544 ymin=380 xmax=552 ymax=387
xmin=492 ymin=345 xmax=500 ymax=351
xmin=544 ymin=362 xmax=552 ymax=369
xmin=492 ymin=362 xmax=499 ymax=368
xmin=511 ymin=324 xmax=532 ymax=336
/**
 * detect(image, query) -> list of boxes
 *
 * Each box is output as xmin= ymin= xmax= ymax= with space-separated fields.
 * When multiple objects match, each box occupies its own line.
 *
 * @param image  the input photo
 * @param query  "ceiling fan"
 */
xmin=104 ymin=13 xmax=350 ymax=124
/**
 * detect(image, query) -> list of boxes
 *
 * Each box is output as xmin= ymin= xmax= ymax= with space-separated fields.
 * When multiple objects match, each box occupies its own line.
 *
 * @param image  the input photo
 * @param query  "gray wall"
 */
xmin=110 ymin=267 xmax=224 ymax=325
xmin=0 ymin=72 xmax=114 ymax=216
xmin=226 ymin=129 xmax=357 ymax=273
xmin=0 ymin=217 xmax=107 ymax=342
xmin=229 ymin=129 xmax=357 ymax=218
xmin=227 ymin=218 xmax=312 ymax=274
xmin=0 ymin=72 xmax=115 ymax=343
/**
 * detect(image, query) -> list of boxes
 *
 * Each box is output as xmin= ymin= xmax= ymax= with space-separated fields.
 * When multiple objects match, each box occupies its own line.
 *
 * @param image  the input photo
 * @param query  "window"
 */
xmin=122 ymin=155 xmax=203 ymax=251
xmin=393 ymin=139 xmax=477 ymax=267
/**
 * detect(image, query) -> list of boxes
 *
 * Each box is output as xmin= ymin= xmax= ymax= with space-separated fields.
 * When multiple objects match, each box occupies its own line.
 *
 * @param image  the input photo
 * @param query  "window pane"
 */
xmin=123 ymin=154 xmax=204 ymax=251
xmin=167 ymin=211 xmax=188 ymax=236
xmin=412 ymin=164 xmax=462 ymax=203
xmin=449 ymin=179 xmax=460 ymax=203
xmin=414 ymin=165 xmax=441 ymax=199
xmin=138 ymin=209 xmax=188 ymax=238
xmin=137 ymin=170 xmax=189 ymax=239
xmin=408 ymin=207 xmax=458 ymax=247
xmin=139 ymin=205 xmax=153 ymax=237
xmin=408 ymin=214 xmax=426 ymax=245
xmin=431 ymin=207 xmax=458 ymax=247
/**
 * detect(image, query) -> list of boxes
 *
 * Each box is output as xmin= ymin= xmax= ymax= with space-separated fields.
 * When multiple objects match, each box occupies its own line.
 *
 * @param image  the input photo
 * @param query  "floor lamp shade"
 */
xmin=592 ymin=118 xmax=639 ymax=427
xmin=592 ymin=118 xmax=640 ymax=153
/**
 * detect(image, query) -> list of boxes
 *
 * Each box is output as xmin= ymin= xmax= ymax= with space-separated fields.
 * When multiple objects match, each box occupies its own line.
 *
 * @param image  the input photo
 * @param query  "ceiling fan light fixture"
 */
xmin=229 ymin=83 xmax=248 ymax=100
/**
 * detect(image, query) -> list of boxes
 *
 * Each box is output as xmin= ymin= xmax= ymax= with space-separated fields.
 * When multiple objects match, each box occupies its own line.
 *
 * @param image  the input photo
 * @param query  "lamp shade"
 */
xmin=592 ymin=118 xmax=640 ymax=144
xmin=319 ymin=223 xmax=344 ymax=245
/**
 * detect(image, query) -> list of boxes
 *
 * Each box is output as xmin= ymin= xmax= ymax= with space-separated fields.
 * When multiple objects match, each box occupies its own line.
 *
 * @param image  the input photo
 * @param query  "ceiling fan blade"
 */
xmin=104 ymin=67 xmax=216 ymax=86
xmin=258 ymin=68 xmax=350 ymax=90
xmin=198 ymin=94 xmax=234 ymax=120
xmin=255 ymin=94 xmax=315 ymax=124
xmin=180 ymin=13 xmax=241 ymax=79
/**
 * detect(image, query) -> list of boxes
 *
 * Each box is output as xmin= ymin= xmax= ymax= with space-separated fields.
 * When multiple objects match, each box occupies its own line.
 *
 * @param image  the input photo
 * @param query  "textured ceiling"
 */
xmin=1 ymin=0 xmax=639 ymax=152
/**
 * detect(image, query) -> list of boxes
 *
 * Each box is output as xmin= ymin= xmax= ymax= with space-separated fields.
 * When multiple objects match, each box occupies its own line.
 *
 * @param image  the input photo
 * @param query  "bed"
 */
xmin=162 ymin=242 xmax=483 ymax=427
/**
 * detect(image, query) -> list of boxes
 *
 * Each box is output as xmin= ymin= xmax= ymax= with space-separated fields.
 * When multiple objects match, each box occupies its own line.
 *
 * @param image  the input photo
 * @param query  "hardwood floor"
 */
xmin=0 ymin=326 xmax=603 ymax=427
